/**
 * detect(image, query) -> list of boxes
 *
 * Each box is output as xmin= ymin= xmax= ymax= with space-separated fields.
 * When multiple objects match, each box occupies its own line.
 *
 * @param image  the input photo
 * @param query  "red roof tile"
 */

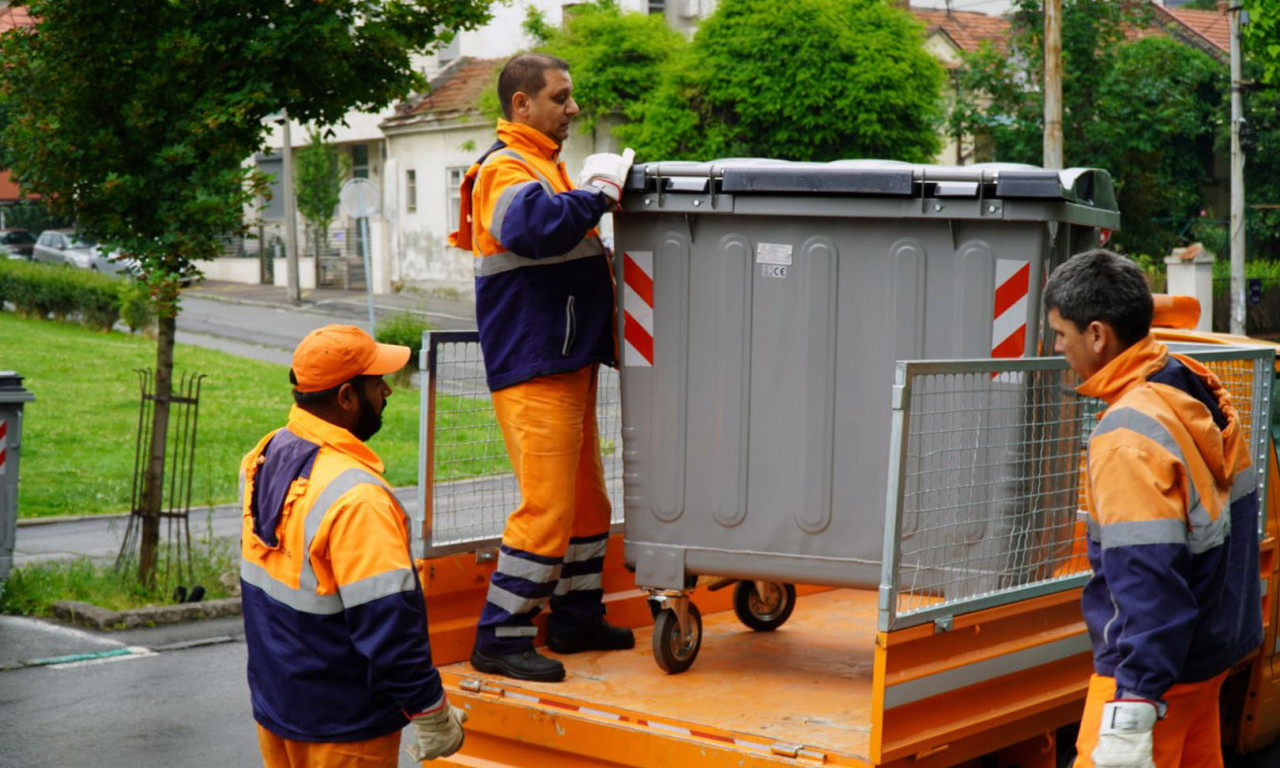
xmin=390 ymin=57 xmax=504 ymax=125
xmin=0 ymin=5 xmax=34 ymax=33
xmin=1153 ymin=4 xmax=1230 ymax=59
xmin=912 ymin=7 xmax=1010 ymax=56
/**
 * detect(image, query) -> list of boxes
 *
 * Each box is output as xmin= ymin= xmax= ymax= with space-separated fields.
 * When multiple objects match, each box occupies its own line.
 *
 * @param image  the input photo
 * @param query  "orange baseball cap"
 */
xmin=291 ymin=324 xmax=411 ymax=393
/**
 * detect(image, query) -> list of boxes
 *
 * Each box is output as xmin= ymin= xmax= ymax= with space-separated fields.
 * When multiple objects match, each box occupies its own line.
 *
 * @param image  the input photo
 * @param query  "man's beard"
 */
xmin=352 ymin=385 xmax=383 ymax=441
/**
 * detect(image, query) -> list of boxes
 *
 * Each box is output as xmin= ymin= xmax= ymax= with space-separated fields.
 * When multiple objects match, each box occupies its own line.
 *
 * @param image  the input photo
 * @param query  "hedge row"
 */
xmin=0 ymin=259 xmax=150 ymax=332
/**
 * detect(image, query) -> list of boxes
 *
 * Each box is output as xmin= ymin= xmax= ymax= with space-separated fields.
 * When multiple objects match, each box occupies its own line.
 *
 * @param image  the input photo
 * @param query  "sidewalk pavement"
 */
xmin=183 ymin=279 xmax=477 ymax=329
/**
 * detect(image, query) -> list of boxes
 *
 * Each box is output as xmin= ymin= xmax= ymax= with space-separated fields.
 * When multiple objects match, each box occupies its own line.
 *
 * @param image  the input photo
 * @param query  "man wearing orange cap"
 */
xmin=239 ymin=324 xmax=466 ymax=767
xmin=449 ymin=53 xmax=636 ymax=683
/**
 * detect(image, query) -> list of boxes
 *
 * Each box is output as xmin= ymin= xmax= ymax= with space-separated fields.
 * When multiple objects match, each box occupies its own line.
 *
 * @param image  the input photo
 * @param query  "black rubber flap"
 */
xmin=994 ymin=171 xmax=1068 ymax=199
xmin=720 ymin=165 xmax=914 ymax=195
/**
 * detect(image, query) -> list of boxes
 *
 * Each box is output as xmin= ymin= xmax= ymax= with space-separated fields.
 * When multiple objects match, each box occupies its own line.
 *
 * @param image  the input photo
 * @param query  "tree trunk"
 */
xmin=138 ymin=302 xmax=177 ymax=588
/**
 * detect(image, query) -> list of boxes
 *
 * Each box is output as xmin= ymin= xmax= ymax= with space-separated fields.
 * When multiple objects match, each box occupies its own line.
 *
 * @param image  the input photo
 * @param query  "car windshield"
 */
xmin=1 ymin=231 xmax=34 ymax=244
xmin=67 ymin=235 xmax=96 ymax=248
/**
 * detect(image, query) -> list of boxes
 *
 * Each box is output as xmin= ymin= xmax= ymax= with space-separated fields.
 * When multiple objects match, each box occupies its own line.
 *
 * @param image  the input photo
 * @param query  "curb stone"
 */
xmin=51 ymin=597 xmax=242 ymax=631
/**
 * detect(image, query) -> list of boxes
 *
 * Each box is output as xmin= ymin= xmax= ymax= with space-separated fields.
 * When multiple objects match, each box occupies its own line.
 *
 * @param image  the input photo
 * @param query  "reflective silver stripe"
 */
xmin=1086 ymin=516 xmax=1102 ymax=543
xmin=882 ymin=633 xmax=1092 ymax=709
xmin=1099 ymin=518 xmax=1187 ymax=549
xmin=474 ymin=237 xmax=605 ymax=278
xmin=240 ymin=560 xmax=346 ymax=615
xmin=1232 ymin=468 xmax=1258 ymax=502
xmin=485 ymin=582 xmax=548 ymax=616
xmin=1092 ymin=408 xmax=1184 ymax=465
xmin=553 ymin=572 xmax=603 ymax=596
xmin=487 ymin=149 xmax=556 ymax=194
xmin=490 ymin=180 xmax=541 ymax=246
xmin=564 ymin=538 xmax=607 ymax=565
xmin=497 ymin=550 xmax=562 ymax=584
xmin=495 ymin=626 xmax=538 ymax=638
xmin=239 ymin=466 xmax=398 ymax=615
xmin=1187 ymin=502 xmax=1230 ymax=554
xmin=300 ymin=468 xmax=388 ymax=595
xmin=339 ymin=567 xmax=419 ymax=609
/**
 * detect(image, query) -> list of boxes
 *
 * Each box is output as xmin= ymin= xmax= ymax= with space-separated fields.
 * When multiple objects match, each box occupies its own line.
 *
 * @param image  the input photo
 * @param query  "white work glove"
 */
xmin=405 ymin=702 xmax=467 ymax=762
xmin=578 ymin=147 xmax=636 ymax=205
xmin=1091 ymin=699 xmax=1158 ymax=768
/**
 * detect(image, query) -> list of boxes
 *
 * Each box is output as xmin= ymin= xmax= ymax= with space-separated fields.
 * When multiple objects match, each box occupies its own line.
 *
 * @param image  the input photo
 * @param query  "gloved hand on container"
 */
xmin=405 ymin=701 xmax=468 ymax=761
xmin=578 ymin=147 xmax=636 ymax=207
xmin=1091 ymin=699 xmax=1158 ymax=768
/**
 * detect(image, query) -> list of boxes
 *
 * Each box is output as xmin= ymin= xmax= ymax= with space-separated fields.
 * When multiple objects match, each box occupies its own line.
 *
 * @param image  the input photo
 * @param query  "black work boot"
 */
xmin=546 ymin=621 xmax=636 ymax=655
xmin=470 ymin=647 xmax=566 ymax=682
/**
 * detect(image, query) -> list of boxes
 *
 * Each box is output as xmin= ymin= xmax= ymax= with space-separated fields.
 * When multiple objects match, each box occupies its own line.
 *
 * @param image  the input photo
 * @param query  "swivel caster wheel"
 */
xmin=732 ymin=581 xmax=796 ymax=632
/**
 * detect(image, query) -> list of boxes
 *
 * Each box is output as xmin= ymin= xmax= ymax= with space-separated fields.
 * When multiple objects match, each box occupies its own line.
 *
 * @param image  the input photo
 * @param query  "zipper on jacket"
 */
xmin=562 ymin=295 xmax=577 ymax=355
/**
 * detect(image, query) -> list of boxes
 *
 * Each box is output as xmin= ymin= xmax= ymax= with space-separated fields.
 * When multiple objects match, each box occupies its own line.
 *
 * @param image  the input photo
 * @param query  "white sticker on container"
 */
xmin=755 ymin=242 xmax=793 ymax=266
xmin=761 ymin=264 xmax=788 ymax=279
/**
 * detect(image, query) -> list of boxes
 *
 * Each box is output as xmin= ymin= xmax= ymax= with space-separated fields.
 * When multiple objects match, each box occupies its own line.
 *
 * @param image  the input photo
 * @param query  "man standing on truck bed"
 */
xmin=1044 ymin=250 xmax=1263 ymax=768
xmin=449 ymin=53 xmax=637 ymax=683
xmin=240 ymin=325 xmax=466 ymax=766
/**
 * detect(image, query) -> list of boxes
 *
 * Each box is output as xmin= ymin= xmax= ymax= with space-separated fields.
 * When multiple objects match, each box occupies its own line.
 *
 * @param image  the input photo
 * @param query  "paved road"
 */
xmin=0 ymin=626 xmax=429 ymax=768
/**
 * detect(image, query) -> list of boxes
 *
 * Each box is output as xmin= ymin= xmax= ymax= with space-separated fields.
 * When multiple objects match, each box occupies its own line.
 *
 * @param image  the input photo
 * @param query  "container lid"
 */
xmin=625 ymin=159 xmax=1117 ymax=211
xmin=0 ymin=371 xmax=34 ymax=402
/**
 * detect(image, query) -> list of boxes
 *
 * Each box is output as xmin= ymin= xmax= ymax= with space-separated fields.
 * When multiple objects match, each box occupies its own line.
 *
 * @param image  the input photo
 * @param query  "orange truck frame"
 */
xmin=412 ymin=311 xmax=1280 ymax=768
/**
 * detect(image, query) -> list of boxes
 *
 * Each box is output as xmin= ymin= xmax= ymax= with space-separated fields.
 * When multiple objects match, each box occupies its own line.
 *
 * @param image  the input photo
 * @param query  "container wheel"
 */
xmin=732 ymin=581 xmax=796 ymax=632
xmin=652 ymin=602 xmax=701 ymax=674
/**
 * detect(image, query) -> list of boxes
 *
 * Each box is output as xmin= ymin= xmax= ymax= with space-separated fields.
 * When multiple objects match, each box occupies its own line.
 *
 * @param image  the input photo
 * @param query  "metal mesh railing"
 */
xmin=416 ymin=331 xmax=624 ymax=557
xmin=880 ymin=345 xmax=1273 ymax=632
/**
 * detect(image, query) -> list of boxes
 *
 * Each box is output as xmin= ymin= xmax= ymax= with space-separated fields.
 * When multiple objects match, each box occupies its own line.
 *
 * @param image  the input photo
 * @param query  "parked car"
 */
xmin=32 ymin=229 xmax=138 ymax=276
xmin=0 ymin=228 xmax=36 ymax=260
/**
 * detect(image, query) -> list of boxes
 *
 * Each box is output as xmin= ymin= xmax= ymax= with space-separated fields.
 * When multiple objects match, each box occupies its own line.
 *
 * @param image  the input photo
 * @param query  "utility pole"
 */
xmin=1043 ymin=0 xmax=1064 ymax=170
xmin=1229 ymin=4 xmax=1247 ymax=335
xmin=281 ymin=110 xmax=301 ymax=304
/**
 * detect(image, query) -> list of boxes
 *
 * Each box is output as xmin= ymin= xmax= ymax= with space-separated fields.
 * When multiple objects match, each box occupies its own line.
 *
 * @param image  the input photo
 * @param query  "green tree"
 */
xmin=295 ymin=129 xmax=350 ymax=260
xmin=526 ymin=0 xmax=686 ymax=136
xmin=616 ymin=0 xmax=945 ymax=163
xmin=949 ymin=0 xmax=1226 ymax=256
xmin=1246 ymin=0 xmax=1280 ymax=85
xmin=0 ymin=0 xmax=491 ymax=586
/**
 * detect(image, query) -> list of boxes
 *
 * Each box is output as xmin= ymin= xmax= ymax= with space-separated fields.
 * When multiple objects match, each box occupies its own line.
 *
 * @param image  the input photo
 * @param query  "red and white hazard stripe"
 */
xmin=0 ymin=418 xmax=7 ymax=476
xmin=992 ymin=259 xmax=1030 ymax=358
xmin=623 ymin=251 xmax=654 ymax=367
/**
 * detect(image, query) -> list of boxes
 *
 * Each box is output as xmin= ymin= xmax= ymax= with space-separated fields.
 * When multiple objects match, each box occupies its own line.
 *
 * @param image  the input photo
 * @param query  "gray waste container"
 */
xmin=0 ymin=372 xmax=34 ymax=594
xmin=613 ymin=160 xmax=1119 ymax=596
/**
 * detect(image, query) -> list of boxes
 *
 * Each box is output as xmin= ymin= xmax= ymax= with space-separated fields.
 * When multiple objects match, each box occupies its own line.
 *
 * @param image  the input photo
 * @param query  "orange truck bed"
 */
xmin=418 ymin=537 xmax=1094 ymax=768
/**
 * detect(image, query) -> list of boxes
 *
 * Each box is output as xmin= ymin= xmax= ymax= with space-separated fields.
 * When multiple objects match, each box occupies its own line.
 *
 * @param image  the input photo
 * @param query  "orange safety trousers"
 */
xmin=1074 ymin=672 xmax=1228 ymax=768
xmin=257 ymin=725 xmax=400 ymax=768
xmin=491 ymin=365 xmax=611 ymax=558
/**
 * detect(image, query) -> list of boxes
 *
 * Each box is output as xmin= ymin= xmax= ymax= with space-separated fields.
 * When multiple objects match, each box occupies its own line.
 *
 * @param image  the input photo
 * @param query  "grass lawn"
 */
xmin=0 ymin=312 xmax=499 ymax=519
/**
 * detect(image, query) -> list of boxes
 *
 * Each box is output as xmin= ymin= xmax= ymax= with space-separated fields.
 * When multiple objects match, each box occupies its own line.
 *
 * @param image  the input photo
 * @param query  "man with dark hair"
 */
xmin=448 ymin=53 xmax=636 ymax=683
xmin=1043 ymin=250 xmax=1262 ymax=768
xmin=240 ymin=324 xmax=466 ymax=766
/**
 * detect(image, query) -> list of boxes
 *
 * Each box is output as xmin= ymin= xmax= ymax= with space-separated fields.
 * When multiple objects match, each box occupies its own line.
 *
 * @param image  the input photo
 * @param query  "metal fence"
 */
xmin=415 ymin=331 xmax=623 ymax=558
xmin=879 ymin=345 xmax=1273 ymax=632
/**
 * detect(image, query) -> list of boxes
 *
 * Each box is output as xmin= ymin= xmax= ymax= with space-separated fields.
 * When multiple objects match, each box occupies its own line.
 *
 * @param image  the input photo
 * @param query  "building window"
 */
xmin=406 ymin=169 xmax=418 ymax=213
xmin=447 ymin=167 xmax=466 ymax=230
xmin=352 ymin=144 xmax=370 ymax=179
xmin=648 ymin=0 xmax=665 ymax=14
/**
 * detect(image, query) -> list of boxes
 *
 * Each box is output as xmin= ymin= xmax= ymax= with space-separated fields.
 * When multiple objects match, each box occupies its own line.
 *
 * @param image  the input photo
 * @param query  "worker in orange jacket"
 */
xmin=449 ymin=53 xmax=636 ymax=683
xmin=240 ymin=325 xmax=465 ymax=766
xmin=1044 ymin=251 xmax=1262 ymax=768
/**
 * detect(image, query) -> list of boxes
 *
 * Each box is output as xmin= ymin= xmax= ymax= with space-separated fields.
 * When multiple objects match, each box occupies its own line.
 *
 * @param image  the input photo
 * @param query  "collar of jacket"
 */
xmin=284 ymin=404 xmax=385 ymax=475
xmin=1076 ymin=334 xmax=1167 ymax=407
xmin=496 ymin=119 xmax=562 ymax=162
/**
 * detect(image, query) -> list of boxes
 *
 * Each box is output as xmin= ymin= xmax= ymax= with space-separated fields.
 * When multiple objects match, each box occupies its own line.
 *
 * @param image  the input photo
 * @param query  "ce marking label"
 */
xmin=761 ymin=264 xmax=788 ymax=279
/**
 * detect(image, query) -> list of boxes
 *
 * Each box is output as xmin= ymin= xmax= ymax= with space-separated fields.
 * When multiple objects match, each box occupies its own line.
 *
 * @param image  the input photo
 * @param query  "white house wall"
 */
xmin=383 ymin=115 xmax=613 ymax=297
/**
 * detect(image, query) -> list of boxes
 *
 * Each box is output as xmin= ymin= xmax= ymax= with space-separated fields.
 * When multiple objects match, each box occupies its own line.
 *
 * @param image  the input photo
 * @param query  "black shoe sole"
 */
xmin=470 ymin=651 xmax=566 ymax=682
xmin=546 ymin=633 xmax=636 ymax=655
